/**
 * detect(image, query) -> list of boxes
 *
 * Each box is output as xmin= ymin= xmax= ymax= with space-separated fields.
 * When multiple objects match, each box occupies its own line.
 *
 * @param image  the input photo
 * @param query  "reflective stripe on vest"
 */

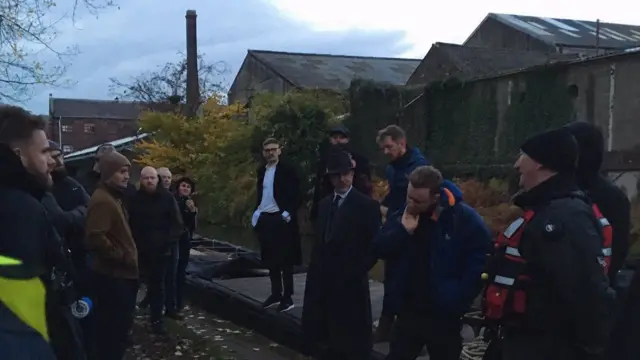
xmin=592 ymin=204 xmax=613 ymax=274
xmin=484 ymin=203 xmax=613 ymax=322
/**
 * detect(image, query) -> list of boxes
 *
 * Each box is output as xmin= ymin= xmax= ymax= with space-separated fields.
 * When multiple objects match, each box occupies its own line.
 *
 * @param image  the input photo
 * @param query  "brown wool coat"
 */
xmin=85 ymin=184 xmax=138 ymax=279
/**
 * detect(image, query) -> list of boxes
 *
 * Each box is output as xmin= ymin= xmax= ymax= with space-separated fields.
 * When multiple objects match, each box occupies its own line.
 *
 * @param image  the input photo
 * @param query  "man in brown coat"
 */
xmin=84 ymin=151 xmax=138 ymax=360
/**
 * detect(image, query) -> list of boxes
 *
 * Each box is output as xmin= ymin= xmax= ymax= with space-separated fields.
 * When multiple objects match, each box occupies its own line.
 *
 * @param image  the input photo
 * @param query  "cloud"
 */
xmin=21 ymin=0 xmax=410 ymax=114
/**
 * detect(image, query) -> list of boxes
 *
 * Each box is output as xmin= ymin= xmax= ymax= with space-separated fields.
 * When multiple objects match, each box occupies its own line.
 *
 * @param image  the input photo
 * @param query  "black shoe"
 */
xmin=276 ymin=296 xmax=294 ymax=312
xmin=151 ymin=321 xmax=168 ymax=335
xmin=165 ymin=311 xmax=183 ymax=320
xmin=262 ymin=294 xmax=281 ymax=309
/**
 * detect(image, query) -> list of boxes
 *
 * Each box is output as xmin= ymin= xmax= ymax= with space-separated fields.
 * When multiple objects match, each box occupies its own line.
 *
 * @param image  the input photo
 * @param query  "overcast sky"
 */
xmin=18 ymin=0 xmax=639 ymax=114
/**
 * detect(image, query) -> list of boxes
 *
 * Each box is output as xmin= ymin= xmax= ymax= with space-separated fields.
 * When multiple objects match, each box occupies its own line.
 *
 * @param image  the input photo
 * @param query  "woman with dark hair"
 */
xmin=173 ymin=176 xmax=197 ymax=311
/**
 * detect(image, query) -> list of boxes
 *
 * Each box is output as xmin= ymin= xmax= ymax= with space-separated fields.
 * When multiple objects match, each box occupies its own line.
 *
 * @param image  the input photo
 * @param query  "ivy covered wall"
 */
xmin=347 ymin=67 xmax=576 ymax=179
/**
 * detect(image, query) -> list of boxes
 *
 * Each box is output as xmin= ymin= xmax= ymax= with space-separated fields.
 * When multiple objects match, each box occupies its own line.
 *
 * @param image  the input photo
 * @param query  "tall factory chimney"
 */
xmin=185 ymin=10 xmax=200 ymax=116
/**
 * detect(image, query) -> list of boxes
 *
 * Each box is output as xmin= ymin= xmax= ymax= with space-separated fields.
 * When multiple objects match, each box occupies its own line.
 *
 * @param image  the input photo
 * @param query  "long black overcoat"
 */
xmin=301 ymin=188 xmax=381 ymax=357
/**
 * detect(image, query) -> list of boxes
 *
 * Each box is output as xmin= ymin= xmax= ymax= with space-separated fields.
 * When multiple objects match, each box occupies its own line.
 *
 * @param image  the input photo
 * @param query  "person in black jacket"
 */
xmin=483 ymin=128 xmax=615 ymax=360
xmin=310 ymin=125 xmax=372 ymax=221
xmin=128 ymin=166 xmax=183 ymax=334
xmin=563 ymin=121 xmax=630 ymax=285
xmin=0 ymin=105 xmax=71 ymax=359
xmin=174 ymin=176 xmax=198 ymax=312
xmin=252 ymin=138 xmax=302 ymax=312
xmin=46 ymin=141 xmax=91 ymax=283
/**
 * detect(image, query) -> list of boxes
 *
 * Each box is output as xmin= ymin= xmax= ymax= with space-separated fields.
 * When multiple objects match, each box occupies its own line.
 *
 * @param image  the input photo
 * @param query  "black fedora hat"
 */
xmin=326 ymin=150 xmax=354 ymax=175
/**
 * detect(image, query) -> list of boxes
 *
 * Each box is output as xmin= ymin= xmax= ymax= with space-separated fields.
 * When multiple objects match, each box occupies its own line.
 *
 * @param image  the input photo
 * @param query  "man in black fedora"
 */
xmin=310 ymin=125 xmax=372 ymax=221
xmin=302 ymin=150 xmax=381 ymax=360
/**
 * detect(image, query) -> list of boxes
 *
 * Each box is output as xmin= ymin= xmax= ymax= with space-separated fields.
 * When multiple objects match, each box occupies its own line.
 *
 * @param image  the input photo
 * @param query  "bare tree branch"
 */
xmin=0 ymin=0 xmax=117 ymax=103
xmin=108 ymin=52 xmax=230 ymax=104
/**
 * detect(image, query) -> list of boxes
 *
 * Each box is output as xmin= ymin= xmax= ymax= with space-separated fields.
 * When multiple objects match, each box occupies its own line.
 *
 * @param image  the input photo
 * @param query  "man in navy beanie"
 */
xmin=483 ymin=128 xmax=615 ymax=360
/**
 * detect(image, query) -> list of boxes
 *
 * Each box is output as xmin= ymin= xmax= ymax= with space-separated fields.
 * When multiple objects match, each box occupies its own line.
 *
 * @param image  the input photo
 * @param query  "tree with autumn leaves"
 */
xmin=136 ymin=91 xmax=347 ymax=226
xmin=136 ymin=96 xmax=255 ymax=225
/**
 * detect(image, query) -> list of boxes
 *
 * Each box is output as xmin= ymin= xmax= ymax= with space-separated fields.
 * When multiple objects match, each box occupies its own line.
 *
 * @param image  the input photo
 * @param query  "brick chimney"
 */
xmin=185 ymin=9 xmax=200 ymax=116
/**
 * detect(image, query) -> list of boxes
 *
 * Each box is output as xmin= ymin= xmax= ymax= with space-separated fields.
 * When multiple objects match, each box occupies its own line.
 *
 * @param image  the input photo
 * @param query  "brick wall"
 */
xmin=49 ymin=118 xmax=138 ymax=152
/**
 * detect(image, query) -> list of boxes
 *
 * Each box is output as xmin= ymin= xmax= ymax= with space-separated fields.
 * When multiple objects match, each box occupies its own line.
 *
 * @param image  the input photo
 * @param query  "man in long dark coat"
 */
xmin=302 ymin=149 xmax=381 ymax=360
xmin=253 ymin=138 xmax=302 ymax=312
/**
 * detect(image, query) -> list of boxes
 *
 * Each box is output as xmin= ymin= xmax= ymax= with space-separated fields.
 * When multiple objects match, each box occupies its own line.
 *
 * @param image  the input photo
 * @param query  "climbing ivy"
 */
xmin=499 ymin=69 xmax=576 ymax=161
xmin=347 ymin=70 xmax=575 ymax=180
xmin=346 ymin=79 xmax=423 ymax=172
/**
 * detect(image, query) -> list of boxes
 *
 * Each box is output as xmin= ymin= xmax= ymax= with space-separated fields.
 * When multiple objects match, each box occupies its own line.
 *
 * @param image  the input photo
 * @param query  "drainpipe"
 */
xmin=57 ymin=116 xmax=63 ymax=150
xmin=607 ymin=64 xmax=615 ymax=151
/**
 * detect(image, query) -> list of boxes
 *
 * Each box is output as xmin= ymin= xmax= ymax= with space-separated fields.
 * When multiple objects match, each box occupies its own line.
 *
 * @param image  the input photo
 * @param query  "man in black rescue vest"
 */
xmin=483 ymin=128 xmax=615 ymax=360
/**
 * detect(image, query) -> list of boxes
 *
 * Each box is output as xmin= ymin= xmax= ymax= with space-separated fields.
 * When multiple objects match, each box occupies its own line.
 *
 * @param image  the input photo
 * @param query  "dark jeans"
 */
xmin=269 ymin=265 xmax=294 ymax=297
xmin=386 ymin=310 xmax=462 ymax=360
xmin=176 ymin=236 xmax=192 ymax=310
xmin=142 ymin=250 xmax=177 ymax=323
xmin=164 ymin=243 xmax=178 ymax=313
xmin=87 ymin=272 xmax=137 ymax=360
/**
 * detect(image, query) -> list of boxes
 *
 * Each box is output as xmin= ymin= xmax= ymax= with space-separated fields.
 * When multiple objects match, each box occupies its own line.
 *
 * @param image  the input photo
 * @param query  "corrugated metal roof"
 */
xmin=50 ymin=98 xmax=176 ymax=119
xmin=64 ymin=133 xmax=150 ymax=162
xmin=435 ymin=42 xmax=578 ymax=79
xmin=249 ymin=50 xmax=421 ymax=89
xmin=491 ymin=13 xmax=640 ymax=49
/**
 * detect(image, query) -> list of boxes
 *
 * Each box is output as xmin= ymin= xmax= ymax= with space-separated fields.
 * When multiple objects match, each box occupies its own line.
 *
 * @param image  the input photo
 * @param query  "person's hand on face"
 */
xmin=401 ymin=208 xmax=420 ymax=234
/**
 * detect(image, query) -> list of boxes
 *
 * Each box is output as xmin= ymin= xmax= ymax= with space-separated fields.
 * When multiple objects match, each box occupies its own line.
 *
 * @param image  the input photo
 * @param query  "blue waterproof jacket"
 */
xmin=373 ymin=180 xmax=491 ymax=315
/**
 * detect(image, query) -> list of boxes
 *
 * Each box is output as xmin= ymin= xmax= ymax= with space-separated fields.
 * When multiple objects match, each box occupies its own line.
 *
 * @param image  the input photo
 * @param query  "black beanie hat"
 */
xmin=520 ymin=128 xmax=578 ymax=174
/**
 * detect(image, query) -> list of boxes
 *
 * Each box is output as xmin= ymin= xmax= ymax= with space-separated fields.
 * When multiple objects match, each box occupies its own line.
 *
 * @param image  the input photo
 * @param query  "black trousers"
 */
xmin=256 ymin=212 xmax=294 ymax=297
xmin=141 ymin=251 xmax=177 ymax=323
xmin=386 ymin=310 xmax=462 ymax=360
xmin=87 ymin=272 xmax=137 ymax=360
xmin=48 ymin=305 xmax=86 ymax=360
xmin=269 ymin=265 xmax=294 ymax=298
xmin=175 ymin=235 xmax=192 ymax=310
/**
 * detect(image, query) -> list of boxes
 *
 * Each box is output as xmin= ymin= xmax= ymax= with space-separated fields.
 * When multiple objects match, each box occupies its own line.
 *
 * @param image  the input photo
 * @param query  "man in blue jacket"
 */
xmin=373 ymin=165 xmax=490 ymax=360
xmin=375 ymin=125 xmax=429 ymax=342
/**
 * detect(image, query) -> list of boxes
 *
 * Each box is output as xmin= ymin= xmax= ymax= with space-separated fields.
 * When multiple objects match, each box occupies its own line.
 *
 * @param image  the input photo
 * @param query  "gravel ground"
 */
xmin=124 ymin=303 xmax=309 ymax=360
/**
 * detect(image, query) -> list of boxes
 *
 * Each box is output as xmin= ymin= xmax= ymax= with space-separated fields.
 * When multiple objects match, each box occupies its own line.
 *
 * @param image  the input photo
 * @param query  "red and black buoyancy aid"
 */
xmin=483 ymin=204 xmax=612 ymax=322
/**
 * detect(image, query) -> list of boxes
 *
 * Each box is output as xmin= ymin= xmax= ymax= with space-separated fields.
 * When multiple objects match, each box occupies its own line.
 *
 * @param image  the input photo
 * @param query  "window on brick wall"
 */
xmin=62 ymin=125 xmax=73 ymax=132
xmin=84 ymin=123 xmax=96 ymax=134
xmin=62 ymin=145 xmax=74 ymax=153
